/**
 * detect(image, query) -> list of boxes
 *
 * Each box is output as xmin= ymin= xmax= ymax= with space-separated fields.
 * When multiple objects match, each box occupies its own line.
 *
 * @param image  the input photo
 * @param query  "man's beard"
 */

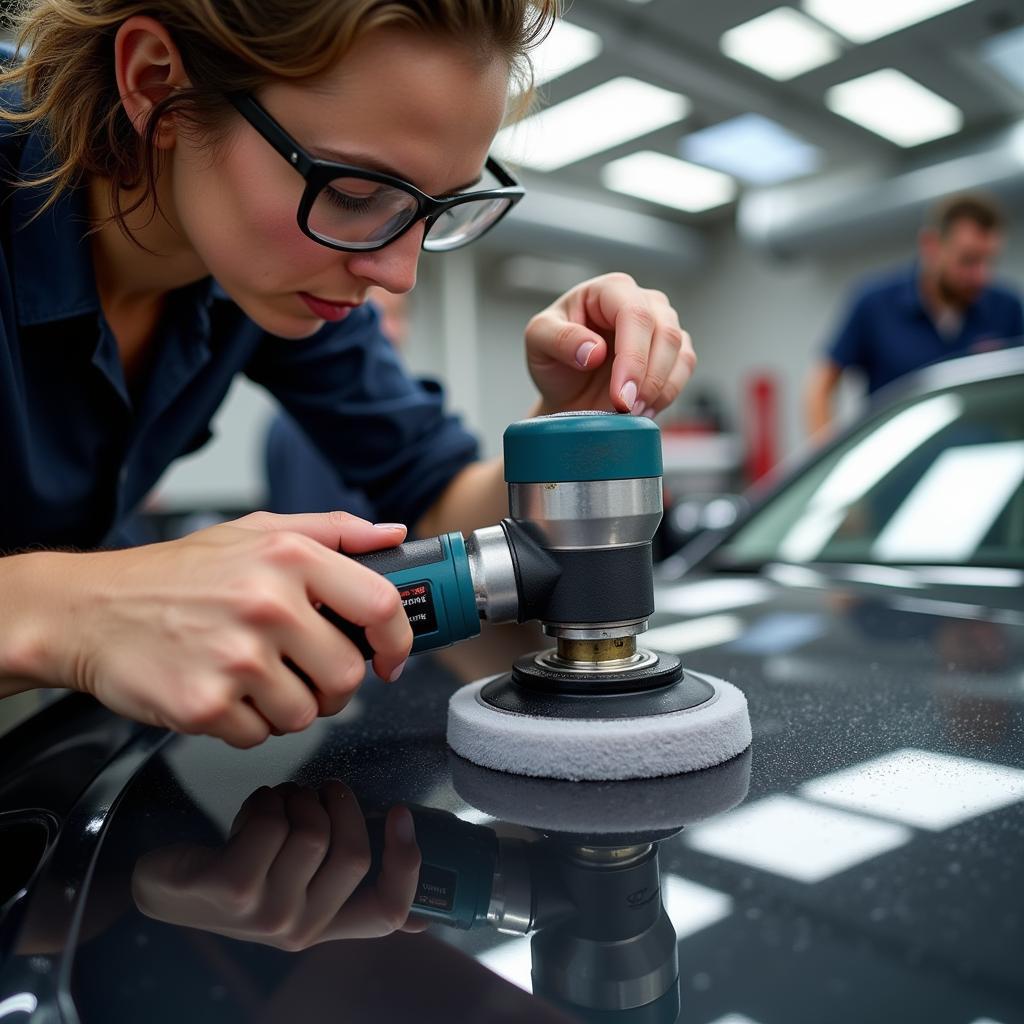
xmin=936 ymin=272 xmax=978 ymax=309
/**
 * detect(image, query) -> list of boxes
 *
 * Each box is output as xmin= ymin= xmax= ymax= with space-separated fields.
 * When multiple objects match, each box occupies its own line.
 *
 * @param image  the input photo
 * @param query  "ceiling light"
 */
xmin=825 ymin=68 xmax=963 ymax=146
xmin=495 ymin=77 xmax=690 ymax=172
xmin=531 ymin=20 xmax=603 ymax=87
xmin=804 ymin=0 xmax=975 ymax=43
xmin=983 ymin=24 xmax=1024 ymax=92
xmin=802 ymin=748 xmax=1024 ymax=830
xmin=685 ymin=794 xmax=911 ymax=883
xmin=602 ymin=151 xmax=737 ymax=213
xmin=720 ymin=7 xmax=841 ymax=81
xmin=680 ymin=113 xmax=822 ymax=185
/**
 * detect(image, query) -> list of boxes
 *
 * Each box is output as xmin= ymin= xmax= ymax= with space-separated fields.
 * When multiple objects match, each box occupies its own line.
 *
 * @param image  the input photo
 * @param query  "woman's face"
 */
xmin=169 ymin=27 xmax=509 ymax=339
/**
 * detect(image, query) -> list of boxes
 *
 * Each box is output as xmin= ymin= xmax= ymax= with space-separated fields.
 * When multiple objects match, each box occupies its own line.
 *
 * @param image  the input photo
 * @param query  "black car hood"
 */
xmin=1 ymin=568 xmax=1022 ymax=1024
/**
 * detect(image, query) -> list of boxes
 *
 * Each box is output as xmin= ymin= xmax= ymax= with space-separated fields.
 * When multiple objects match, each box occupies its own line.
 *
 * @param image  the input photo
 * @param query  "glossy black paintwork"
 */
xmin=0 ymin=566 xmax=1021 ymax=1024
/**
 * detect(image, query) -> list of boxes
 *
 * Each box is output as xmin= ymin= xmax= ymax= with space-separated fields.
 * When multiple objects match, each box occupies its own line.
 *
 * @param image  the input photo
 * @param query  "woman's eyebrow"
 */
xmin=310 ymin=147 xmax=482 ymax=194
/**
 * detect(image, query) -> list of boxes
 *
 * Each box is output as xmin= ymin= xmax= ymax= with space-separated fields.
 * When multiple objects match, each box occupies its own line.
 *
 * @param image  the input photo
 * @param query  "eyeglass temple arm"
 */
xmin=226 ymin=92 xmax=316 ymax=176
xmin=485 ymin=155 xmax=519 ymax=189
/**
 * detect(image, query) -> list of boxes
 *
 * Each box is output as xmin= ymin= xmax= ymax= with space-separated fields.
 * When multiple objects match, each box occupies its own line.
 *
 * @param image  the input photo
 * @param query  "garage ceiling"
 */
xmin=505 ymin=0 xmax=1024 ymax=226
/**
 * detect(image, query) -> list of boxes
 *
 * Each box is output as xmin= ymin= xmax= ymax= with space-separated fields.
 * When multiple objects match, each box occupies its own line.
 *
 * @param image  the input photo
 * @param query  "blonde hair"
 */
xmin=0 ymin=0 xmax=557 ymax=229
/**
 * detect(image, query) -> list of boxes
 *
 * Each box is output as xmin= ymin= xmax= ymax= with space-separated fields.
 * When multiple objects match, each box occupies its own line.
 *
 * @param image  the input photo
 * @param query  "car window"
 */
xmin=720 ymin=374 xmax=1024 ymax=568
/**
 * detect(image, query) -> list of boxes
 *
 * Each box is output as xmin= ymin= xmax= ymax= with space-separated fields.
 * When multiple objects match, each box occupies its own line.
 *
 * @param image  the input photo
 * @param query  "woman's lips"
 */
xmin=298 ymin=292 xmax=359 ymax=322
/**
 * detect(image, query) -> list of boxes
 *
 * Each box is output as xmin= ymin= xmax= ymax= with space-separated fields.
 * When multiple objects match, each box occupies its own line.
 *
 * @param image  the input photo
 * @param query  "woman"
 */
xmin=0 ymin=1 xmax=695 ymax=748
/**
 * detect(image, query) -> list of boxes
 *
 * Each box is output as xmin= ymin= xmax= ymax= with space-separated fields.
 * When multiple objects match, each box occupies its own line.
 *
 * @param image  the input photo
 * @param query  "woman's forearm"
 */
xmin=415 ymin=457 xmax=508 ymax=538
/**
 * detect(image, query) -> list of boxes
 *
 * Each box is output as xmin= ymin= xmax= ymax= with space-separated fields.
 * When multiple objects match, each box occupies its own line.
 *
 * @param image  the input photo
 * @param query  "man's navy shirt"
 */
xmin=0 ymin=107 xmax=478 ymax=552
xmin=827 ymin=265 xmax=1024 ymax=393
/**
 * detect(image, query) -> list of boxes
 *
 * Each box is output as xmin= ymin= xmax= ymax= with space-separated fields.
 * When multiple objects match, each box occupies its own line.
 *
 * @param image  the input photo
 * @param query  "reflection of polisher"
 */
xmin=365 ymin=750 xmax=751 ymax=1023
xmin=333 ymin=412 xmax=750 ymax=780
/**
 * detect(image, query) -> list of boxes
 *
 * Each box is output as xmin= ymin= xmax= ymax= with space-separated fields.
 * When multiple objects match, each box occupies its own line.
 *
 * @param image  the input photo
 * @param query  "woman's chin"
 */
xmin=237 ymin=297 xmax=326 ymax=339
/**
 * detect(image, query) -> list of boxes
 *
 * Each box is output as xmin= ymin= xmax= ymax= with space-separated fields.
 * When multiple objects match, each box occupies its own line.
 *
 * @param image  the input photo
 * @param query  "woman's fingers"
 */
xmin=526 ymin=274 xmax=693 ymax=416
xmin=648 ymin=331 xmax=697 ymax=415
xmin=280 ymin=603 xmax=374 ymax=716
xmin=377 ymin=805 xmax=423 ymax=922
xmin=237 ymin=511 xmax=412 ymax=692
xmin=326 ymin=803 xmax=422 ymax=939
xmin=255 ymin=784 xmax=333 ymax=939
xmin=134 ymin=783 xmax=427 ymax=950
xmin=208 ymin=695 xmax=275 ymax=749
xmin=301 ymin=781 xmax=376 ymax=938
xmin=236 ymin=509 xmax=407 ymax=554
xmin=244 ymin=653 xmax=320 ymax=733
xmin=524 ymin=310 xmax=608 ymax=374
xmin=299 ymin=544 xmax=413 ymax=685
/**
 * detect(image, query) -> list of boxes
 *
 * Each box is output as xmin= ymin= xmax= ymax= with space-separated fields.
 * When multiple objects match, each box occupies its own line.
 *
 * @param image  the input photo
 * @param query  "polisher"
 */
xmin=359 ymin=751 xmax=751 ymax=1022
xmin=333 ymin=411 xmax=750 ymax=781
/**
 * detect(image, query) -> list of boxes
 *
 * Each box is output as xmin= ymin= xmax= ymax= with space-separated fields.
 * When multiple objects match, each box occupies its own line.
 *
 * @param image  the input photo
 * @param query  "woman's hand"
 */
xmin=15 ymin=511 xmax=413 ymax=747
xmin=132 ymin=782 xmax=426 ymax=949
xmin=525 ymin=272 xmax=696 ymax=418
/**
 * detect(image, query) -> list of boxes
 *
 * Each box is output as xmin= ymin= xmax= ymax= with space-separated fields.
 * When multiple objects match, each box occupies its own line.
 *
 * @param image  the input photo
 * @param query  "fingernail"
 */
xmin=631 ymin=398 xmax=645 ymax=416
xmin=374 ymin=522 xmax=405 ymax=530
xmin=575 ymin=341 xmax=598 ymax=368
xmin=388 ymin=659 xmax=408 ymax=683
xmin=643 ymin=406 xmax=658 ymax=419
xmin=393 ymin=806 xmax=415 ymax=844
xmin=619 ymin=380 xmax=638 ymax=411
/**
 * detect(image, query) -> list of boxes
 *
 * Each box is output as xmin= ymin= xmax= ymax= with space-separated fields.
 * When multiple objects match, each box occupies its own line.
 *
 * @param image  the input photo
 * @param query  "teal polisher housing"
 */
xmin=332 ymin=411 xmax=665 ymax=655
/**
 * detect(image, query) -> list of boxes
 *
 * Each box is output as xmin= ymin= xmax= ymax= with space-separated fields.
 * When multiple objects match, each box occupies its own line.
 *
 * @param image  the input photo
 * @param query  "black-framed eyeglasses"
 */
xmin=227 ymin=92 xmax=524 ymax=254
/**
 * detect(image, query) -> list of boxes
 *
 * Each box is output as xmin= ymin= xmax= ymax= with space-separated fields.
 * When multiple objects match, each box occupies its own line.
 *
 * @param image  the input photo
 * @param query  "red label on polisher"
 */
xmin=399 ymin=580 xmax=438 ymax=636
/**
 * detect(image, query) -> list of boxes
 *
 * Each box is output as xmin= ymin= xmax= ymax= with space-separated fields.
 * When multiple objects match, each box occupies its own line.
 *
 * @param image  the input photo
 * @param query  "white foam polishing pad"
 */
xmin=446 ymin=670 xmax=751 ymax=782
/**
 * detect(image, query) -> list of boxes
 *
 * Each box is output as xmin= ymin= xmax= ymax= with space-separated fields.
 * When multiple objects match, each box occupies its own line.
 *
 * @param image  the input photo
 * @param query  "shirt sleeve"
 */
xmin=826 ymin=289 xmax=871 ymax=371
xmin=245 ymin=303 xmax=479 ymax=528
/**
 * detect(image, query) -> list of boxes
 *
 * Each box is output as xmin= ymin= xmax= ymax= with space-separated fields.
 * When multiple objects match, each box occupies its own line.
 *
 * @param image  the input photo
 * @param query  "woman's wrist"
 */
xmin=529 ymin=397 xmax=560 ymax=419
xmin=0 ymin=551 xmax=75 ymax=688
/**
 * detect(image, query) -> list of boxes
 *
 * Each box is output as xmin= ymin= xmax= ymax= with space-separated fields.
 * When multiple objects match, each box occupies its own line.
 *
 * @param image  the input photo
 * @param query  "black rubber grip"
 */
xmin=351 ymin=537 xmax=445 ymax=574
xmin=321 ymin=537 xmax=447 ymax=661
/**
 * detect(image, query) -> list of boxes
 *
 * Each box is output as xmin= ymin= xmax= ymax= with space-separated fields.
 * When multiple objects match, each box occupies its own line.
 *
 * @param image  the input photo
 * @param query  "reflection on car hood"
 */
xmin=1 ymin=568 xmax=1022 ymax=1024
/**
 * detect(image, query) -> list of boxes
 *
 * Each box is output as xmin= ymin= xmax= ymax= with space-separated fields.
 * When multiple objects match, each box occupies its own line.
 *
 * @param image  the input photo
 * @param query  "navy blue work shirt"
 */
xmin=265 ymin=410 xmax=377 ymax=521
xmin=0 ymin=106 xmax=478 ymax=552
xmin=827 ymin=265 xmax=1023 ymax=393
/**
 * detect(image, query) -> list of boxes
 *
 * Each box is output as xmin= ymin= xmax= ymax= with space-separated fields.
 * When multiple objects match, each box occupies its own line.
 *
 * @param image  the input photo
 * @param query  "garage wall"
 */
xmin=151 ymin=227 xmax=1024 ymax=511
xmin=673 ymin=226 xmax=1024 ymax=458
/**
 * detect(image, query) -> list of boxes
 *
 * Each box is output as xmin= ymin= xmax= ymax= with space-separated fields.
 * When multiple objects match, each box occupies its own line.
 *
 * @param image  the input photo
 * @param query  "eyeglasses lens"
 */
xmin=307 ymin=177 xmax=419 ymax=249
xmin=422 ymin=197 xmax=513 ymax=252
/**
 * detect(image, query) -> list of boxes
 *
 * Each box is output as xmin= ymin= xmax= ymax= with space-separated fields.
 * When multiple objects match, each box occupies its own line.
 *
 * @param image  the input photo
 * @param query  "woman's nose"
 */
xmin=345 ymin=222 xmax=425 ymax=294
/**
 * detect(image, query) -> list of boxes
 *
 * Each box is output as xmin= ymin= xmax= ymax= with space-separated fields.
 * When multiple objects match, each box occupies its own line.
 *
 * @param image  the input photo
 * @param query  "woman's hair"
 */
xmin=0 ymin=0 xmax=557 ymax=231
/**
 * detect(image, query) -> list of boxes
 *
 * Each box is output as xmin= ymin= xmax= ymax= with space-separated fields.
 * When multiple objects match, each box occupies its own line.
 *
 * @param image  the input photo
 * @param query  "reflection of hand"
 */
xmin=132 ymin=782 xmax=425 ymax=950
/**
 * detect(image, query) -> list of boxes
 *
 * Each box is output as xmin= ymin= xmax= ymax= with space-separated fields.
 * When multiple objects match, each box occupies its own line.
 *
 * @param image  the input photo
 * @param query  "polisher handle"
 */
xmin=362 ymin=806 xmax=498 ymax=929
xmin=322 ymin=532 xmax=481 ymax=660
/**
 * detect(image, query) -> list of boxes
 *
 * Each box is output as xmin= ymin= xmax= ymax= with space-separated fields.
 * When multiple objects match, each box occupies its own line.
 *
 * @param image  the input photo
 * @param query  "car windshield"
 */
xmin=718 ymin=372 xmax=1024 ymax=569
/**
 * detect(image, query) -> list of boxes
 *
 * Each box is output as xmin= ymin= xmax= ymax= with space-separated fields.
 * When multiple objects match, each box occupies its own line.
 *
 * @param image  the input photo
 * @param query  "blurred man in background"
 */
xmin=806 ymin=194 xmax=1023 ymax=436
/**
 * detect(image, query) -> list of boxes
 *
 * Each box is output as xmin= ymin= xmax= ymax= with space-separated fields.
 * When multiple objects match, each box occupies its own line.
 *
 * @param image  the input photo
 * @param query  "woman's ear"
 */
xmin=114 ymin=15 xmax=191 ymax=150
